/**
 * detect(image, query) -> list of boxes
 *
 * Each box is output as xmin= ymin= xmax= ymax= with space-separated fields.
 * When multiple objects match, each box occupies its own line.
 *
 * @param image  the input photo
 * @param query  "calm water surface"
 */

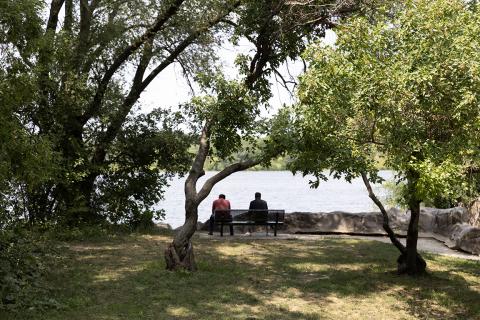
xmin=158 ymin=170 xmax=394 ymax=228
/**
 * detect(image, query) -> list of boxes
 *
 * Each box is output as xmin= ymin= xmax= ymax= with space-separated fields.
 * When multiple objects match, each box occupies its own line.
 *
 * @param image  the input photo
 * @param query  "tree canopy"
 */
xmin=290 ymin=0 xmax=480 ymax=274
xmin=1 ymin=0 xmax=382 ymax=228
xmin=293 ymin=0 xmax=480 ymax=201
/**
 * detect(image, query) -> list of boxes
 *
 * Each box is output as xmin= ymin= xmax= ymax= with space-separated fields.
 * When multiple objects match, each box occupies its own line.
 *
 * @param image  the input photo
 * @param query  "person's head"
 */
xmin=255 ymin=192 xmax=261 ymax=199
xmin=219 ymin=194 xmax=226 ymax=199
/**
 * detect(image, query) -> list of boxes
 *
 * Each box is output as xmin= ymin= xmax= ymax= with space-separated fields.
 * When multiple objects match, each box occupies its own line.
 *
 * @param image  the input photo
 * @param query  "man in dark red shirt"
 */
xmin=209 ymin=194 xmax=231 ymax=235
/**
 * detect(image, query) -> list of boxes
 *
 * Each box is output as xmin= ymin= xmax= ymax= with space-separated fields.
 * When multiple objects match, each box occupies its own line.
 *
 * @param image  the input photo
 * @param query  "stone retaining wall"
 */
xmin=197 ymin=207 xmax=480 ymax=255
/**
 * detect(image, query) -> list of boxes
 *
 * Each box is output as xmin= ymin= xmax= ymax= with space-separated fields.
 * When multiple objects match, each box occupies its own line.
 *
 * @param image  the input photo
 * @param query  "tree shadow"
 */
xmin=9 ymin=235 xmax=480 ymax=320
xmin=209 ymin=238 xmax=480 ymax=318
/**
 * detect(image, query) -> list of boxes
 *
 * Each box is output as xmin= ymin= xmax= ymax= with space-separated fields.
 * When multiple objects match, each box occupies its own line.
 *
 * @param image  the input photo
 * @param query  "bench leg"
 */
xmin=266 ymin=224 xmax=268 ymax=236
xmin=220 ymin=223 xmax=224 ymax=237
xmin=229 ymin=224 xmax=234 ymax=236
xmin=274 ymin=223 xmax=277 ymax=237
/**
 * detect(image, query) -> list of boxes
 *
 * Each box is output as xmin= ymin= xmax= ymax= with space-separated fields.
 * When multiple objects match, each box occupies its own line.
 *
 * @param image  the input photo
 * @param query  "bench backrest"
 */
xmin=214 ymin=209 xmax=285 ymax=223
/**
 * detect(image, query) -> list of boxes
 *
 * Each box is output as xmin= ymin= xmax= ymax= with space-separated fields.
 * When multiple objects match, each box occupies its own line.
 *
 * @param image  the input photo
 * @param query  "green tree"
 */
xmin=0 ymin=0 xmax=250 ymax=226
xmin=163 ymin=0 xmax=381 ymax=271
xmin=1 ymin=0 xmax=380 ymax=228
xmin=291 ymin=0 xmax=480 ymax=275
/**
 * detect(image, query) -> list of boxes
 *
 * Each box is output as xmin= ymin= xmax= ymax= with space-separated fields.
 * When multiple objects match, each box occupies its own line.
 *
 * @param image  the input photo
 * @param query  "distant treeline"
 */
xmin=205 ymin=155 xmax=290 ymax=171
xmin=204 ymin=153 xmax=388 ymax=171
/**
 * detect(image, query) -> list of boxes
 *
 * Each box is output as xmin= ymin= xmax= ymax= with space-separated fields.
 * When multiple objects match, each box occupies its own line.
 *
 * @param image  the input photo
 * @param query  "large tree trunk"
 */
xmin=165 ymin=200 xmax=199 ymax=271
xmin=398 ymin=171 xmax=426 ymax=275
xmin=400 ymin=198 xmax=426 ymax=275
xmin=26 ymin=184 xmax=55 ymax=224
xmin=163 ymin=121 xmax=265 ymax=271
xmin=58 ymin=177 xmax=99 ymax=225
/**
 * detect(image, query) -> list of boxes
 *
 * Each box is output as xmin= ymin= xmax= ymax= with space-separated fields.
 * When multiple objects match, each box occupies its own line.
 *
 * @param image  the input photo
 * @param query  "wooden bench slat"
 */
xmin=213 ymin=209 xmax=285 ymax=236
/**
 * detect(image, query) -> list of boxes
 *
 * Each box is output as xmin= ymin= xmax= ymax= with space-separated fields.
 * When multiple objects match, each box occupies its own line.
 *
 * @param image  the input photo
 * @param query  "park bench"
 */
xmin=214 ymin=209 xmax=285 ymax=237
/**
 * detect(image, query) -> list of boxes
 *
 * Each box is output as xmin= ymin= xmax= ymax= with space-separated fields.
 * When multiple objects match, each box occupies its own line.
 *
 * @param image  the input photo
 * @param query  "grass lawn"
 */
xmin=4 ymin=231 xmax=480 ymax=320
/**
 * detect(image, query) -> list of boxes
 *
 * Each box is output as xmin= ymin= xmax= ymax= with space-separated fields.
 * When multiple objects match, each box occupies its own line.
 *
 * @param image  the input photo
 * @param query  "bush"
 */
xmin=0 ymin=229 xmax=60 ymax=312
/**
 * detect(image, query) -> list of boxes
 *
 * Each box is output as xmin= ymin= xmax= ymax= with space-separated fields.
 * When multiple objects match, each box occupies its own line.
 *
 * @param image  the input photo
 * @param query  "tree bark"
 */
xmin=361 ymin=172 xmax=426 ymax=275
xmin=165 ymin=204 xmax=198 ymax=271
xmin=361 ymin=172 xmax=405 ymax=254
xmin=398 ymin=171 xmax=426 ymax=275
xmin=46 ymin=0 xmax=66 ymax=32
xmin=165 ymin=123 xmax=264 ymax=271
xmin=64 ymin=0 xmax=73 ymax=32
xmin=402 ymin=170 xmax=426 ymax=275
xmin=165 ymin=124 xmax=208 ymax=271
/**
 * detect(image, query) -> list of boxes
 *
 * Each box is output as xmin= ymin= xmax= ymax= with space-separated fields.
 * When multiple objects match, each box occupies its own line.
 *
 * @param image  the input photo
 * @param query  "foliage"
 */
xmin=0 ymin=229 xmax=59 ymax=312
xmin=92 ymin=109 xmax=193 ymax=227
xmin=182 ymin=0 xmax=387 ymax=169
xmin=0 ymin=0 xmax=390 ymax=229
xmin=291 ymin=0 xmax=480 ymax=205
xmin=185 ymin=73 xmax=269 ymax=160
xmin=205 ymin=152 xmax=292 ymax=171
xmin=0 ymin=38 xmax=59 ymax=227
xmin=1 ymin=0 xmax=236 ymax=226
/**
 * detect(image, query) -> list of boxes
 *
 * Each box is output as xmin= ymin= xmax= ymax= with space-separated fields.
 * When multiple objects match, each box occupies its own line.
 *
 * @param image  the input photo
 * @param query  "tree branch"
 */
xmin=139 ymin=0 xmax=241 ymax=93
xmin=46 ymin=0 xmax=65 ymax=32
xmin=64 ymin=0 xmax=73 ymax=32
xmin=90 ymin=40 xmax=154 ymax=168
xmin=196 ymin=158 xmax=263 ymax=203
xmin=87 ymin=2 xmax=241 ymax=173
xmin=73 ymin=0 xmax=97 ymax=70
xmin=81 ymin=3 xmax=123 ymax=74
xmin=185 ymin=123 xmax=211 ymax=201
xmin=273 ymin=67 xmax=296 ymax=96
xmin=79 ymin=0 xmax=186 ymax=125
xmin=220 ymin=19 xmax=257 ymax=43
xmin=361 ymin=172 xmax=405 ymax=254
xmin=244 ymin=1 xmax=287 ymax=89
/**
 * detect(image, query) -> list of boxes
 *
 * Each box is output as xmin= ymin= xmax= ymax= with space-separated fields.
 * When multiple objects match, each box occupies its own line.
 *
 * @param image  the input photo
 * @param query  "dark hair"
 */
xmin=219 ymin=194 xmax=226 ymax=199
xmin=255 ymin=192 xmax=261 ymax=198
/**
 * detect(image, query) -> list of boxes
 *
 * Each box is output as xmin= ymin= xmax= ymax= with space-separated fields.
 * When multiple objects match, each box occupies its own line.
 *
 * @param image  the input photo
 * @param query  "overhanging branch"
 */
xmin=80 ymin=0 xmax=186 ymax=124
xmin=139 ymin=0 xmax=241 ymax=92
xmin=196 ymin=158 xmax=263 ymax=203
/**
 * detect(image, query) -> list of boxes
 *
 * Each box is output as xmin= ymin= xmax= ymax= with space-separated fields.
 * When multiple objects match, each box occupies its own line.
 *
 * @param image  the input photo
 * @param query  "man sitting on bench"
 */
xmin=209 ymin=194 xmax=231 ymax=235
xmin=245 ymin=192 xmax=268 ymax=236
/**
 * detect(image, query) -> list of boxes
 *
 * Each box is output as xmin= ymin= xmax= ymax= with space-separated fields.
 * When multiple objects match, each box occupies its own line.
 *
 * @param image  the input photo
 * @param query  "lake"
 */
xmin=158 ymin=170 xmax=395 ymax=228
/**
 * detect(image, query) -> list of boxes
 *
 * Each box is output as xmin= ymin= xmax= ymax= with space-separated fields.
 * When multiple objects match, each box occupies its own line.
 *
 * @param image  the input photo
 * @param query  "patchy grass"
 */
xmin=3 ymin=231 xmax=480 ymax=320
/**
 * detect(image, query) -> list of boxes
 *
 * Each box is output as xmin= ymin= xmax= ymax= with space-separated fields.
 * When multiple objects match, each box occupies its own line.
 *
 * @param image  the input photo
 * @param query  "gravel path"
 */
xmin=200 ymin=232 xmax=480 ymax=261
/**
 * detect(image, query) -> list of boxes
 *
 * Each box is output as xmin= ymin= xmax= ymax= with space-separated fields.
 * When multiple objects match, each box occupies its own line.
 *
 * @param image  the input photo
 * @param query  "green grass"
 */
xmin=3 ymin=231 xmax=480 ymax=320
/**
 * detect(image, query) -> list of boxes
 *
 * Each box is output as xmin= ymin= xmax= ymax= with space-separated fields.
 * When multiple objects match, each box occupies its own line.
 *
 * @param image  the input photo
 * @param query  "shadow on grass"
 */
xmin=8 ymin=235 xmax=480 ymax=320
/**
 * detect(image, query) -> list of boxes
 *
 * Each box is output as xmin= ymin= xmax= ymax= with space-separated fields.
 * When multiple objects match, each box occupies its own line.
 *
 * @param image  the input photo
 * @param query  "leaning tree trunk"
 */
xmin=164 ymin=124 xmax=210 ymax=272
xmin=163 ymin=8 xmax=284 ymax=270
xmin=164 ymin=200 xmax=199 ymax=271
xmin=164 ymin=158 xmax=263 ymax=271
xmin=361 ymin=172 xmax=426 ymax=275
xmin=163 ymin=123 xmax=264 ymax=271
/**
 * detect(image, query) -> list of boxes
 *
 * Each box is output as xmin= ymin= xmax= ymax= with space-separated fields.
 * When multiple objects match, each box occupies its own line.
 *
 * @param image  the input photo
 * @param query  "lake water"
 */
xmin=158 ymin=170 xmax=395 ymax=228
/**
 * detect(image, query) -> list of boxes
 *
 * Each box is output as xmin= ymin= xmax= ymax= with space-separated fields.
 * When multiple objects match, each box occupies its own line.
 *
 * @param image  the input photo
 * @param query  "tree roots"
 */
xmin=397 ymin=253 xmax=427 ymax=275
xmin=164 ymin=241 xmax=197 ymax=272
